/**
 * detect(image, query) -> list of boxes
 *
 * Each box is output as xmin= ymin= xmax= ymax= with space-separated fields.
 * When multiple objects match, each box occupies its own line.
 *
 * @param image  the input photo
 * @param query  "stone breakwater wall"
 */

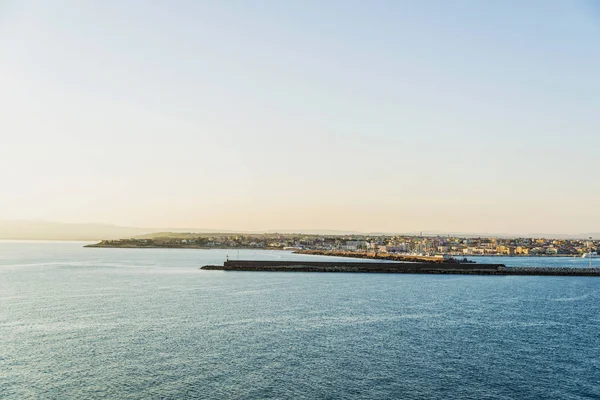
xmin=201 ymin=260 xmax=503 ymax=274
xmin=201 ymin=260 xmax=600 ymax=276
xmin=499 ymin=267 xmax=600 ymax=276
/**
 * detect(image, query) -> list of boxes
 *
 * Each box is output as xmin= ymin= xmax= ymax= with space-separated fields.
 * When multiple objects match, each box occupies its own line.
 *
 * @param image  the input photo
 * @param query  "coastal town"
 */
xmin=88 ymin=233 xmax=597 ymax=257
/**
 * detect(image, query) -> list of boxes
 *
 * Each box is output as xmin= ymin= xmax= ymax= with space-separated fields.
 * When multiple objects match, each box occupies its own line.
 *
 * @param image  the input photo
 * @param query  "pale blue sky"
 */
xmin=1 ymin=1 xmax=599 ymax=234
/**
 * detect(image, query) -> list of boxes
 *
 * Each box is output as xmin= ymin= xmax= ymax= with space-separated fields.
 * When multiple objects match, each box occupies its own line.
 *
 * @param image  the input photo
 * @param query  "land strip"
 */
xmin=293 ymin=249 xmax=467 ymax=263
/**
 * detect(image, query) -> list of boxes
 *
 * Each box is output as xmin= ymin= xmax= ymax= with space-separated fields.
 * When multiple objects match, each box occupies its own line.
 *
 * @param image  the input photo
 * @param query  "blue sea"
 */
xmin=1 ymin=241 xmax=599 ymax=399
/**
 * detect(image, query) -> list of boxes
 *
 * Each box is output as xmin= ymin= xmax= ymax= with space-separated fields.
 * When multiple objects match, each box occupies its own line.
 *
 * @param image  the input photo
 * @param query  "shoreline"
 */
xmin=84 ymin=245 xmax=588 ymax=258
xmin=294 ymin=249 xmax=584 ymax=259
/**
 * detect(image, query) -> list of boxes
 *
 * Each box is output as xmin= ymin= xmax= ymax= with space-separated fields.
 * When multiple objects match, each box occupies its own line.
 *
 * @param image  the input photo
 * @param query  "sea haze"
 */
xmin=1 ymin=242 xmax=599 ymax=399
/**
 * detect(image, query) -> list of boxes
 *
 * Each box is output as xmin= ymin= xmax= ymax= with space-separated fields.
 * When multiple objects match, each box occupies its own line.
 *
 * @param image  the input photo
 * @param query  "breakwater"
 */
xmin=202 ymin=260 xmax=600 ymax=276
xmin=202 ymin=260 xmax=503 ymax=274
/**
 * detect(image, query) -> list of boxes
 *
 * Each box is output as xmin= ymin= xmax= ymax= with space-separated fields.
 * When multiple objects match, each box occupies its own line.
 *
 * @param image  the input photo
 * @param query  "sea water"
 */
xmin=1 ymin=242 xmax=599 ymax=399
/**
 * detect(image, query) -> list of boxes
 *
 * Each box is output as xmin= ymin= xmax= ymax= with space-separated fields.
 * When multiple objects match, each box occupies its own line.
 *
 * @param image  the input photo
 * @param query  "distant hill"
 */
xmin=0 ymin=221 xmax=373 ymax=241
xmin=260 ymin=229 xmax=365 ymax=235
xmin=0 ymin=220 xmax=597 ymax=241
xmin=0 ymin=220 xmax=220 ymax=241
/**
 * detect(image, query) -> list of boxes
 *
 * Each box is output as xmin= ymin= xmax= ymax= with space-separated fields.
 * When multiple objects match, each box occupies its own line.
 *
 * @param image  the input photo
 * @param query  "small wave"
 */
xmin=551 ymin=294 xmax=590 ymax=302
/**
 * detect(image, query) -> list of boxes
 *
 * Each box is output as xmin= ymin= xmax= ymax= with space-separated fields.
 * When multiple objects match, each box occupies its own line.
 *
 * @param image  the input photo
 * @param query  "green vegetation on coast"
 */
xmin=84 ymin=233 xmax=287 ymax=249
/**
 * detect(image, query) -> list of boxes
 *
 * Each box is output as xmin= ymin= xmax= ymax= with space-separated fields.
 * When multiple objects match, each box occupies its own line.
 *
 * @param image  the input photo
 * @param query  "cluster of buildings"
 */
xmin=99 ymin=233 xmax=598 ymax=256
xmin=292 ymin=235 xmax=597 ymax=256
xmin=365 ymin=236 xmax=597 ymax=257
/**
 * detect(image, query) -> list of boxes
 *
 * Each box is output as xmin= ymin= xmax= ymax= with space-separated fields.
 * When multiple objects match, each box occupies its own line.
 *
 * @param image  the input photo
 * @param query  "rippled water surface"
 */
xmin=1 ymin=242 xmax=600 ymax=399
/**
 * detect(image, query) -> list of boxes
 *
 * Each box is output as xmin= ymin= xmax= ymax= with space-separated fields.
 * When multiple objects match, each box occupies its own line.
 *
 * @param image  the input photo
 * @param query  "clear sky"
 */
xmin=1 ymin=0 xmax=599 ymax=234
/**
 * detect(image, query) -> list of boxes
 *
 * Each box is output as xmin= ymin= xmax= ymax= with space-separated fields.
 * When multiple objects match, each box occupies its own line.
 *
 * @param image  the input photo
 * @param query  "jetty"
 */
xmin=202 ymin=259 xmax=502 ymax=274
xmin=201 ymin=260 xmax=600 ymax=276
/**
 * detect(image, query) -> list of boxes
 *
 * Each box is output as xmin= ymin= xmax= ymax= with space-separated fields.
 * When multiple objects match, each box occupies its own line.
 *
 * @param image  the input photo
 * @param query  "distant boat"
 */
xmin=581 ymin=252 xmax=598 ymax=259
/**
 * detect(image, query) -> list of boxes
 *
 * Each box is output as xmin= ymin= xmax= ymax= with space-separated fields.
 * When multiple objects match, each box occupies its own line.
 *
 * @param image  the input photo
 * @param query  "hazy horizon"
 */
xmin=2 ymin=219 xmax=600 ymax=241
xmin=2 ymin=1 xmax=599 ymax=234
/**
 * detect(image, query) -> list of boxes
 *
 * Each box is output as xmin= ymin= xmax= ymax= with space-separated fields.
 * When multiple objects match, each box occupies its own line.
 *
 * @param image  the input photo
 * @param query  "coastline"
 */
xmin=294 ymin=250 xmax=584 ymax=259
xmin=293 ymin=249 xmax=457 ymax=263
xmin=83 ymin=244 xmax=588 ymax=258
